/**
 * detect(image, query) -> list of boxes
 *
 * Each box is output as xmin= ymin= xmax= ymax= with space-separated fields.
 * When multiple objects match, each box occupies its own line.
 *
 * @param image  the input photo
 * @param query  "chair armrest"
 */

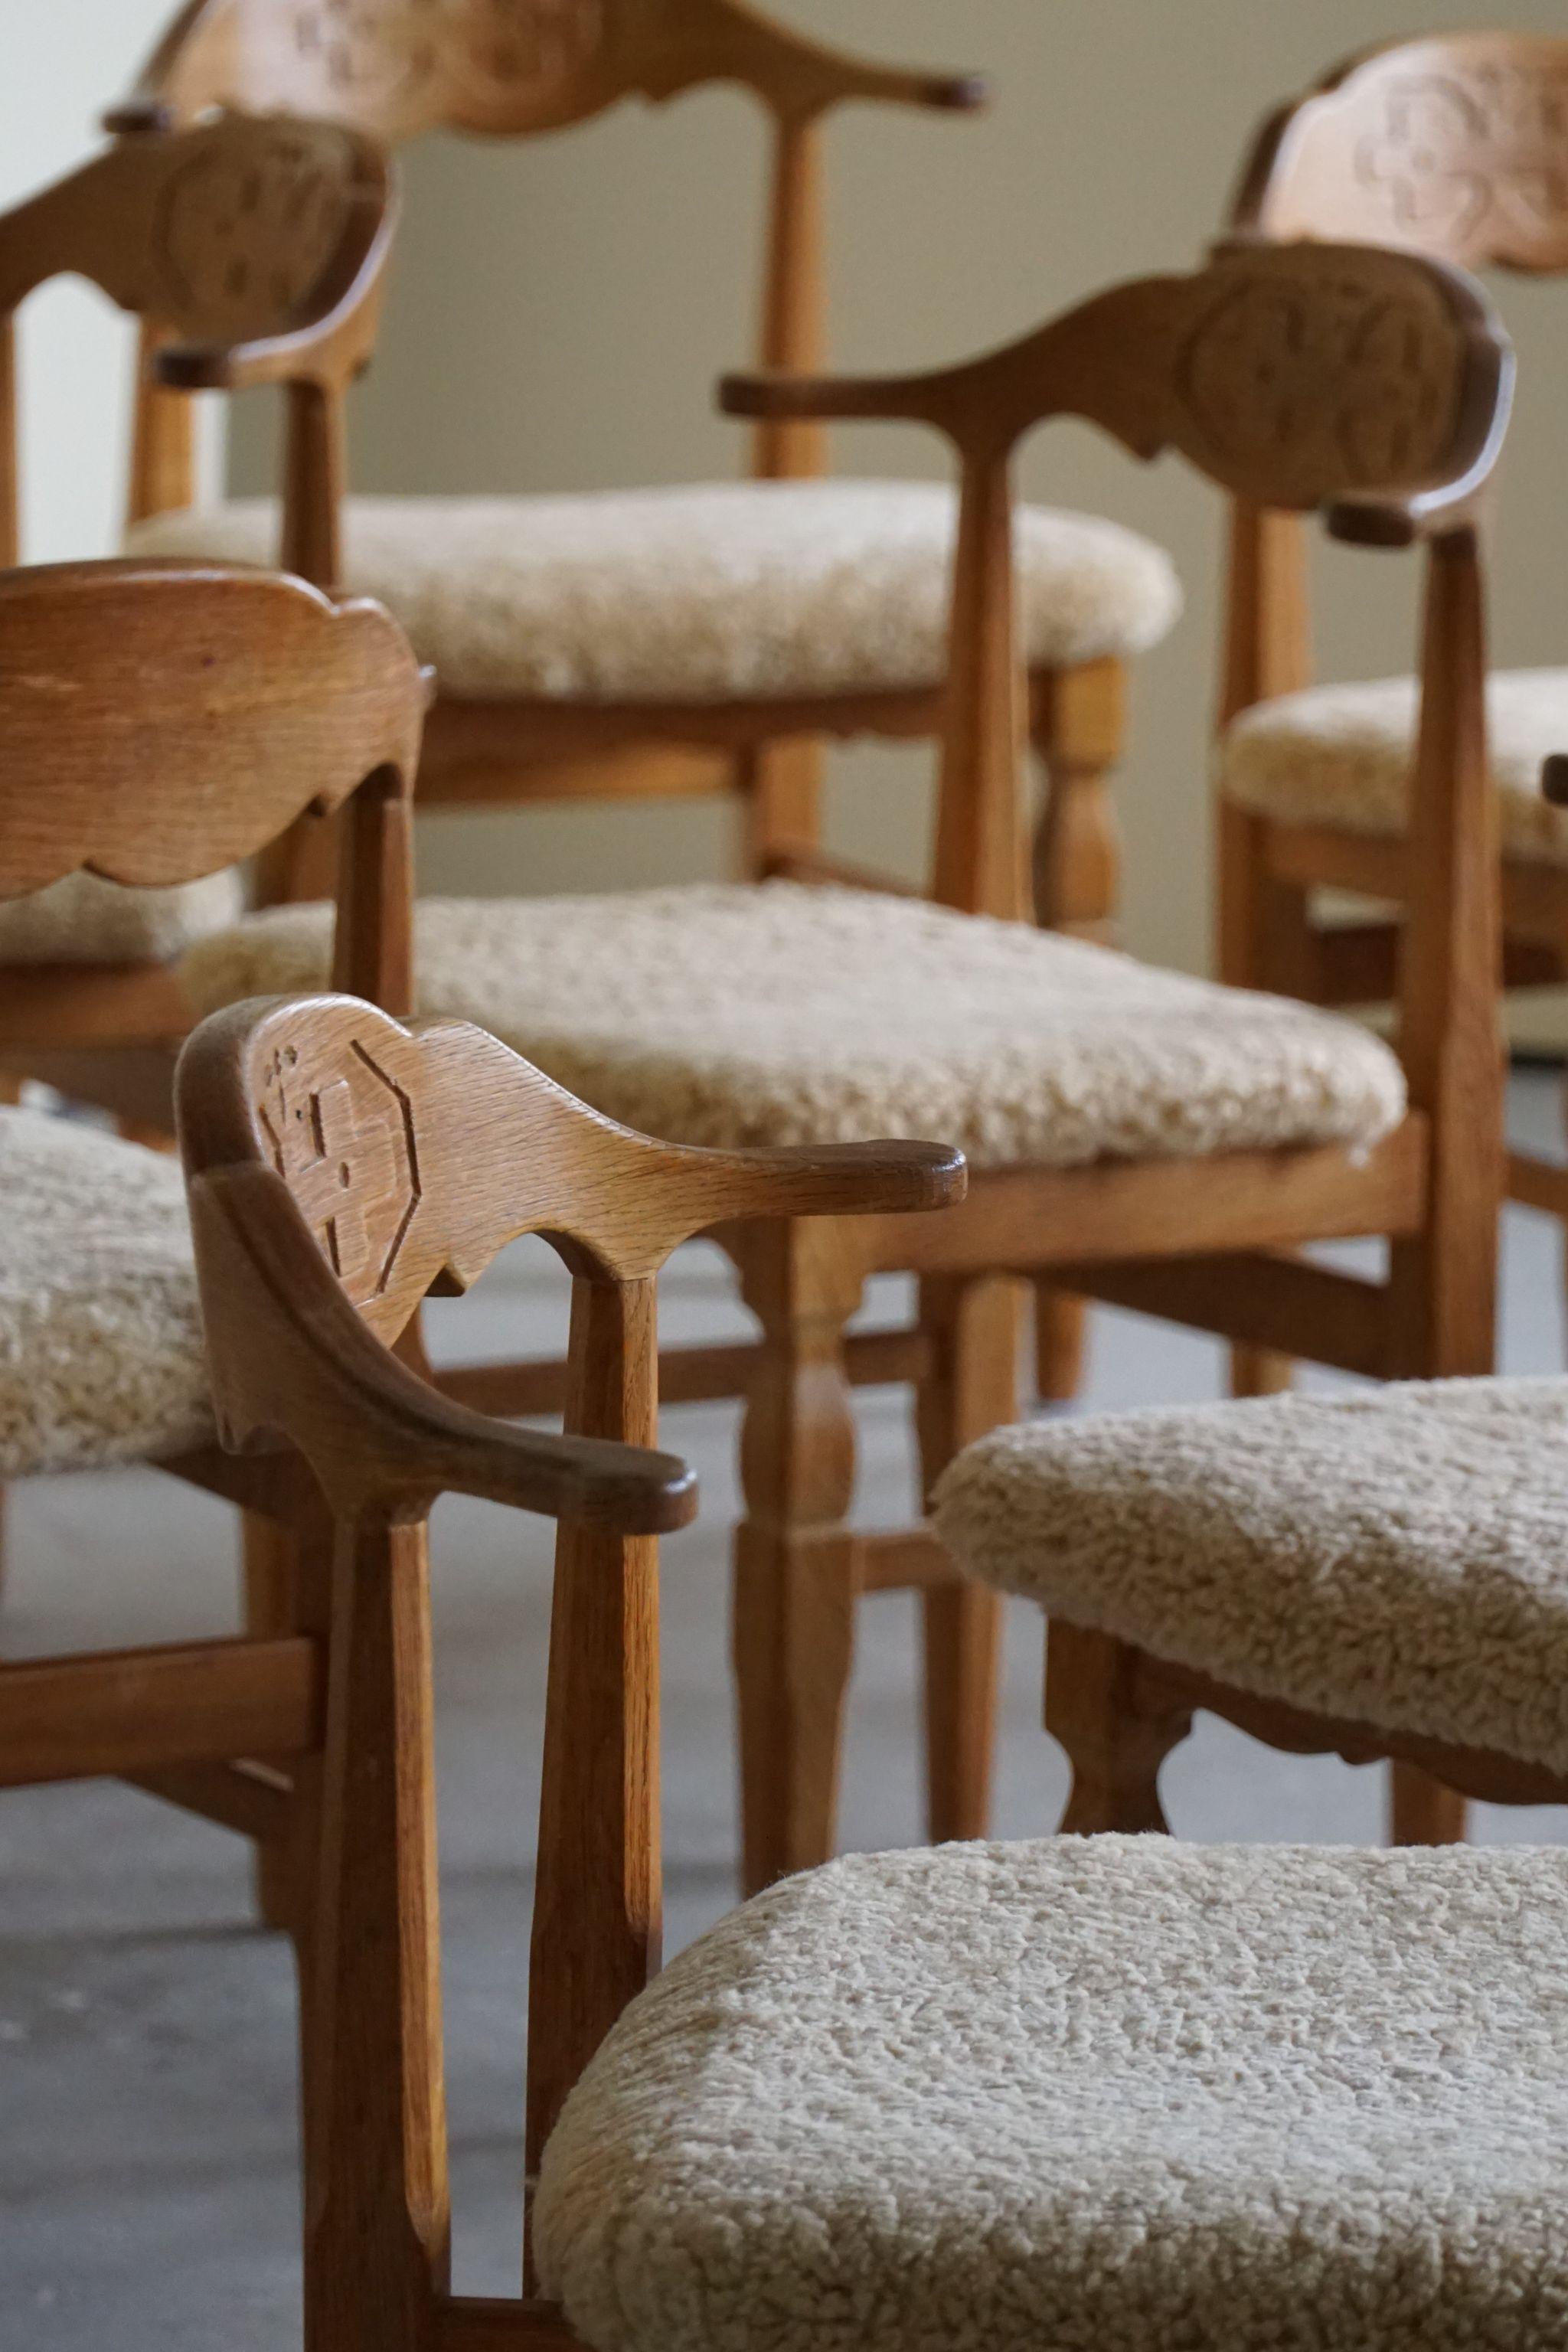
xmin=721 ymin=364 xmax=959 ymax=430
xmin=1543 ymin=754 xmax=1568 ymax=806
xmin=189 ymin=1164 xmax=698 ymax=1532
xmin=690 ymin=1137 xmax=966 ymax=1223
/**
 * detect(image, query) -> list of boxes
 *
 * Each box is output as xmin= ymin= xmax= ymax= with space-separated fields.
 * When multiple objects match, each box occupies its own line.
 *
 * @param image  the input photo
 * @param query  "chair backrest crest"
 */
xmin=1233 ymin=34 xmax=1568 ymax=273
xmin=119 ymin=0 xmax=980 ymax=142
xmin=0 ymin=562 xmax=423 ymax=897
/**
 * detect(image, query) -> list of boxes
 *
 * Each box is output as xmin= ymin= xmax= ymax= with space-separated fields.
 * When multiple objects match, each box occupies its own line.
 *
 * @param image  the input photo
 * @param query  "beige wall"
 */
xmin=198 ymin=6 xmax=1568 ymax=1026
xmin=4 ymin=4 xmax=220 ymax=562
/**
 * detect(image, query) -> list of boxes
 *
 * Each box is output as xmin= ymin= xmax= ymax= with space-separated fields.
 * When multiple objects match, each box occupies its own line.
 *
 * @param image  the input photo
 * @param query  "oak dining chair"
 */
xmin=0 ymin=111 xmax=397 ymax=1129
xmin=0 ymin=559 xmax=705 ymax=2226
xmin=172 ymin=238 xmax=1514 ymax=1875
xmin=175 ymin=986 xmax=963 ymax=2352
xmin=113 ymin=0 xmax=1181 ymax=929
xmin=1209 ymin=36 xmax=1568 ymax=1367
xmin=185 ymin=997 xmax=1568 ymax=2352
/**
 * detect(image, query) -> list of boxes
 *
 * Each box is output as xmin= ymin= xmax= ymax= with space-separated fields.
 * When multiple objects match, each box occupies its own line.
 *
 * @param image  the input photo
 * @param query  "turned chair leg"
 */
xmin=916 ymin=1273 xmax=1021 ymax=1845
xmin=1046 ymin=1620 xmax=1191 ymax=1834
xmin=731 ymin=1220 xmax=864 ymax=1896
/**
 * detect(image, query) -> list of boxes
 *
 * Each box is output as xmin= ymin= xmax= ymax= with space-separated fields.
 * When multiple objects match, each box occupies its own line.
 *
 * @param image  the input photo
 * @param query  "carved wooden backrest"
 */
xmin=120 ymin=0 xmax=981 ymax=141
xmin=0 ymin=562 xmax=423 ymax=900
xmin=0 ymin=113 xmax=388 ymax=354
xmin=177 ymin=991 xmax=962 ymax=1344
xmin=1233 ymin=35 xmax=1568 ymax=274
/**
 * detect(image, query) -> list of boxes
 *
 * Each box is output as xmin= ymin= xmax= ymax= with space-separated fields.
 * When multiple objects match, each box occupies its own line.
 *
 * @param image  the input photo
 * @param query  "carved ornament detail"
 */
xmin=255 ymin=1034 xmax=423 ymax=1305
xmin=1175 ymin=261 xmax=1461 ymax=506
xmin=285 ymin=0 xmax=606 ymax=116
xmin=1354 ymin=66 xmax=1568 ymax=253
xmin=155 ymin=122 xmax=357 ymax=336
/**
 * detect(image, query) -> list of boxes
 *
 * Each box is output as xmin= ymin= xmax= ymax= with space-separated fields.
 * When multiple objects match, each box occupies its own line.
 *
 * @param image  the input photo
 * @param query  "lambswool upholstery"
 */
xmin=534 ymin=1836 xmax=1568 ymax=2352
xmin=178 ymin=882 xmax=1406 ymax=1168
xmin=1223 ymin=668 xmax=1568 ymax=864
xmin=934 ymin=1375 xmax=1568 ymax=1773
xmin=0 ymin=1109 xmax=210 ymax=1476
xmin=125 ymin=482 xmax=1182 ymax=702
xmin=0 ymin=869 xmax=243 ymax=965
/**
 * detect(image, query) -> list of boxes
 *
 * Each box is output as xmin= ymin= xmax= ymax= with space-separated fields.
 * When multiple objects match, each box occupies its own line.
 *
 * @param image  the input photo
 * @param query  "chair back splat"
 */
xmin=0 ymin=562 xmax=422 ymax=1000
xmin=175 ymin=989 xmax=963 ymax=2320
xmin=0 ymin=114 xmax=393 ymax=580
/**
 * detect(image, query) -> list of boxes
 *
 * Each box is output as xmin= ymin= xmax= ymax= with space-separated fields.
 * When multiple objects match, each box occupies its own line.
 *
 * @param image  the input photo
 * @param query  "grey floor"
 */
xmin=3 ymin=1071 xmax=1566 ymax=2350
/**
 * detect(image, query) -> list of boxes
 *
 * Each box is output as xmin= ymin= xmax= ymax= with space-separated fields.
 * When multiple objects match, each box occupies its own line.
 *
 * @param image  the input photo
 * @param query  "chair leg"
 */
xmin=302 ymin=1513 xmax=448 ymax=2352
xmin=1031 ymin=655 xmax=1125 ymax=941
xmin=243 ymin=1513 xmax=309 ymax=1933
xmin=737 ymin=738 xmax=824 ymax=880
xmin=1230 ymin=1344 xmax=1293 ymax=1398
xmin=1034 ymin=1284 xmax=1087 ymax=1405
xmin=1046 ymin=1620 xmax=1191 ymax=1834
xmin=916 ymin=1274 xmax=1021 ymax=1844
xmin=732 ymin=1220 xmax=863 ymax=1896
xmin=1388 ymin=1765 xmax=1468 ymax=1846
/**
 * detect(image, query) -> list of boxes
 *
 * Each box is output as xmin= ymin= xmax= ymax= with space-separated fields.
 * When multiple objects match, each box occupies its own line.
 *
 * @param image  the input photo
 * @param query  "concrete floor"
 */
xmin=3 ymin=1070 xmax=1566 ymax=2349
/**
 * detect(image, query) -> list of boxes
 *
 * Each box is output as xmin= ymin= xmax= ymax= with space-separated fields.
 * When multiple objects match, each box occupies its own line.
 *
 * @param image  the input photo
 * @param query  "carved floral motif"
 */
xmin=256 ymin=1034 xmax=423 ymax=1305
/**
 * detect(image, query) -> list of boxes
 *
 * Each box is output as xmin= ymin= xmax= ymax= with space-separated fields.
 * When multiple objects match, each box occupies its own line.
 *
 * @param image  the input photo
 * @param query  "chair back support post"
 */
xmin=1217 ymin=500 xmax=1312 ymax=726
xmin=126 ymin=319 xmax=198 ymax=531
xmin=1389 ymin=523 xmax=1501 ymax=1377
xmin=283 ymin=375 xmax=348 ymax=587
xmin=525 ymin=1269 xmax=662 ymax=2277
xmin=752 ymin=113 xmax=825 ymax=482
xmin=931 ymin=440 xmax=1027 ymax=920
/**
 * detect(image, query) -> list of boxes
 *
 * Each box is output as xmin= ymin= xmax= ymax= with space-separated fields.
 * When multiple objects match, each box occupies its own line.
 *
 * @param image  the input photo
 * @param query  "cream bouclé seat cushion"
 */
xmin=0 ymin=869 xmax=243 ymax=965
xmin=0 ymin=1109 xmax=211 ymax=1477
xmin=1224 ymin=668 xmax=1568 ymax=863
xmin=180 ymin=882 xmax=1405 ymax=1168
xmin=936 ymin=1374 xmax=1568 ymax=1775
xmin=125 ymin=482 xmax=1182 ymax=701
xmin=535 ymin=1836 xmax=1568 ymax=2351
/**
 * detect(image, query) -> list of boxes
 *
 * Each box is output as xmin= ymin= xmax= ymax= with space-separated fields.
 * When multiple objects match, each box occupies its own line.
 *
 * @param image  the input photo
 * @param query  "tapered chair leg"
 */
xmin=1389 ymin=1762 xmax=1468 ymax=1846
xmin=1046 ymin=1620 xmax=1192 ymax=1835
xmin=302 ymin=1513 xmax=448 ymax=2352
xmin=731 ymin=1220 xmax=863 ymax=1896
xmin=243 ymin=1511 xmax=329 ymax=1935
xmin=916 ymin=1273 xmax=1021 ymax=1844
xmin=1230 ymin=1345 xmax=1293 ymax=1398
xmin=1034 ymin=1285 xmax=1087 ymax=1405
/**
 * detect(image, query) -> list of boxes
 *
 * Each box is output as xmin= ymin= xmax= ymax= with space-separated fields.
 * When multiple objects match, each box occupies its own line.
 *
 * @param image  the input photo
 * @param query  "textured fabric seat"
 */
xmin=0 ymin=868 xmax=243 ymax=966
xmin=935 ymin=1374 xmax=1568 ymax=1774
xmin=125 ymin=482 xmax=1182 ymax=703
xmin=534 ymin=1834 xmax=1568 ymax=2352
xmin=0 ymin=1109 xmax=211 ymax=1477
xmin=179 ymin=882 xmax=1405 ymax=1170
xmin=1223 ymin=668 xmax=1568 ymax=864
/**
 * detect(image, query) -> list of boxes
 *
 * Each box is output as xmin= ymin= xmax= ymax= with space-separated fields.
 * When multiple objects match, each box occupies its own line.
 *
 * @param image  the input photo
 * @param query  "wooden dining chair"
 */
xmin=175 ymin=986 xmax=964 ymax=2352
xmin=0 ymin=112 xmax=396 ymax=1129
xmin=1208 ymin=35 xmax=1568 ymax=1357
xmin=111 ymin=0 xmax=1181 ymax=929
xmin=172 ymin=238 xmax=1515 ymax=1877
xmin=180 ymin=1000 xmax=1568 ymax=2352
xmin=0 ymin=560 xmax=709 ymax=2222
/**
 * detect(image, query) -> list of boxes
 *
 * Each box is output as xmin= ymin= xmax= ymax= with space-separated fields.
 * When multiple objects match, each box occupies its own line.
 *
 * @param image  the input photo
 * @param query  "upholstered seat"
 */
xmin=125 ymin=482 xmax=1183 ymax=702
xmin=1223 ymin=668 xmax=1568 ymax=863
xmin=534 ymin=1834 xmax=1568 ymax=2352
xmin=0 ymin=1109 xmax=210 ymax=1477
xmin=0 ymin=869 xmax=243 ymax=966
xmin=179 ymin=882 xmax=1404 ymax=1169
xmin=935 ymin=1374 xmax=1568 ymax=1774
